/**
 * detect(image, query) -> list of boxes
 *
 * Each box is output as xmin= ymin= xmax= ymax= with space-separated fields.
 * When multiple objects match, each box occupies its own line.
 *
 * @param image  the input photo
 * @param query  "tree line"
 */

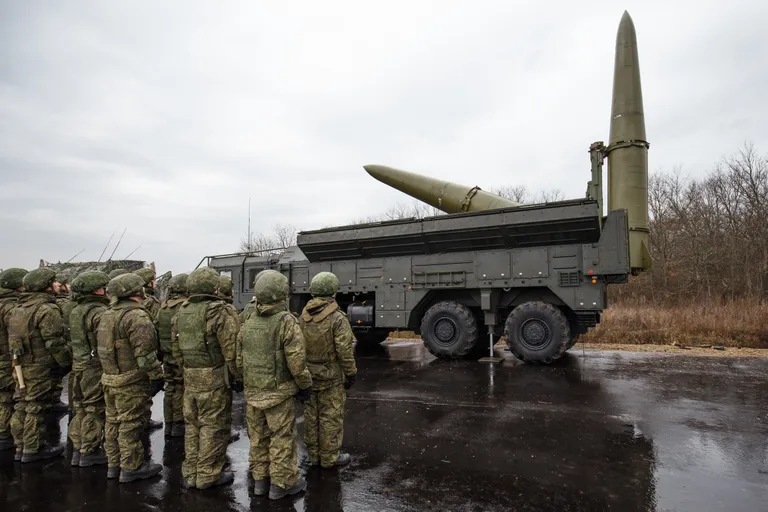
xmin=240 ymin=143 xmax=768 ymax=305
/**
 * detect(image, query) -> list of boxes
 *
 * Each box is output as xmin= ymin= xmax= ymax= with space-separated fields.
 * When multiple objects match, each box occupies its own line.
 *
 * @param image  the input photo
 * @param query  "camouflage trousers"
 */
xmin=10 ymin=365 xmax=53 ymax=453
xmin=51 ymin=372 xmax=64 ymax=405
xmin=246 ymin=397 xmax=299 ymax=489
xmin=0 ymin=365 xmax=14 ymax=442
xmin=182 ymin=387 xmax=232 ymax=488
xmin=68 ymin=367 xmax=105 ymax=454
xmin=163 ymin=358 xmax=184 ymax=424
xmin=104 ymin=380 xmax=149 ymax=471
xmin=305 ymin=384 xmax=347 ymax=467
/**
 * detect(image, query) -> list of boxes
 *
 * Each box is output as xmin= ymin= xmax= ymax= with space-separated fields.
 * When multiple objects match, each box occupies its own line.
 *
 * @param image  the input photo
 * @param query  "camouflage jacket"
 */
xmin=70 ymin=295 xmax=109 ymax=371
xmin=239 ymin=297 xmax=258 ymax=324
xmin=0 ymin=289 xmax=20 ymax=370
xmin=56 ymin=293 xmax=75 ymax=344
xmin=171 ymin=295 xmax=241 ymax=392
xmin=142 ymin=291 xmax=161 ymax=324
xmin=97 ymin=299 xmax=163 ymax=387
xmin=7 ymin=292 xmax=71 ymax=368
xmin=299 ymin=297 xmax=357 ymax=390
xmin=237 ymin=302 xmax=312 ymax=409
xmin=157 ymin=294 xmax=186 ymax=355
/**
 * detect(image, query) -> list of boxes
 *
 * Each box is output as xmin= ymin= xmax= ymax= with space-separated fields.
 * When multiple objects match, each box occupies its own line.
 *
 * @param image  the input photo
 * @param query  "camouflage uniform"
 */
xmin=97 ymin=273 xmax=164 ymax=481
xmin=52 ymin=272 xmax=75 ymax=410
xmin=68 ymin=271 xmax=111 ymax=465
xmin=239 ymin=269 xmax=268 ymax=324
xmin=172 ymin=268 xmax=241 ymax=489
xmin=238 ymin=270 xmax=312 ymax=497
xmin=0 ymin=268 xmax=28 ymax=451
xmin=158 ymin=273 xmax=187 ymax=436
xmin=133 ymin=267 xmax=161 ymax=431
xmin=8 ymin=268 xmax=71 ymax=460
xmin=298 ymin=272 xmax=357 ymax=467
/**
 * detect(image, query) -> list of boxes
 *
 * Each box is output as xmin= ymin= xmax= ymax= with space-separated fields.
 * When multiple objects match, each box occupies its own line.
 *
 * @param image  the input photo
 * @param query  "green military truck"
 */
xmin=202 ymin=10 xmax=650 ymax=365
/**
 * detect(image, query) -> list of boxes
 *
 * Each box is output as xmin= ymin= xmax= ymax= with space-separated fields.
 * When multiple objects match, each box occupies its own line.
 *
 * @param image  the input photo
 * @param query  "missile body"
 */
xmin=363 ymin=164 xmax=518 ymax=214
xmin=607 ymin=11 xmax=651 ymax=271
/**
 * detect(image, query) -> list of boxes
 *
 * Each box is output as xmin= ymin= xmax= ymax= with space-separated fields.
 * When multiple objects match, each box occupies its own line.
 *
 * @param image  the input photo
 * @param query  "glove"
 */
xmin=149 ymin=379 xmax=165 ymax=397
xmin=295 ymin=388 xmax=310 ymax=402
xmin=344 ymin=374 xmax=357 ymax=390
xmin=231 ymin=380 xmax=244 ymax=393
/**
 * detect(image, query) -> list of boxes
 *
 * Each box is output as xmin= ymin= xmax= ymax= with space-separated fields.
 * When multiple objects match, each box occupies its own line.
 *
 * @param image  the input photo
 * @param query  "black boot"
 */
xmin=21 ymin=444 xmax=65 ymax=463
xmin=79 ymin=450 xmax=108 ymax=467
xmin=107 ymin=466 xmax=120 ymax=479
xmin=170 ymin=422 xmax=185 ymax=437
xmin=71 ymin=451 xmax=81 ymax=467
xmin=0 ymin=437 xmax=13 ymax=451
xmin=50 ymin=401 xmax=69 ymax=414
xmin=145 ymin=419 xmax=164 ymax=432
xmin=197 ymin=471 xmax=234 ymax=490
xmin=322 ymin=453 xmax=351 ymax=468
xmin=268 ymin=478 xmax=307 ymax=500
xmin=119 ymin=461 xmax=163 ymax=483
xmin=251 ymin=478 xmax=270 ymax=496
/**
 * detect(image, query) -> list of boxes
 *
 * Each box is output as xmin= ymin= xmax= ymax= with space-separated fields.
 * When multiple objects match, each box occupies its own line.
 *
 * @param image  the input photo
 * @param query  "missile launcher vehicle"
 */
xmin=201 ymin=11 xmax=650 ymax=364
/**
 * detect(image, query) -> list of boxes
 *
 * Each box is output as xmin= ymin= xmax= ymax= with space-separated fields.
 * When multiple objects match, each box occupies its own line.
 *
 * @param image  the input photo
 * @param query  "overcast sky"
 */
xmin=1 ymin=1 xmax=767 ymax=274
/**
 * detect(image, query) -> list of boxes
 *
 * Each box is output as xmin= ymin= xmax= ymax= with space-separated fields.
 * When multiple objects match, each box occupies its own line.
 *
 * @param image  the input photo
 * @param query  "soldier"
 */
xmin=237 ymin=270 xmax=312 ymax=500
xmin=171 ymin=267 xmax=241 ymax=489
xmin=298 ymin=272 xmax=357 ymax=468
xmin=97 ymin=273 xmax=164 ymax=483
xmin=133 ymin=267 xmax=163 ymax=431
xmin=67 ymin=271 xmax=111 ymax=468
xmin=0 ymin=268 xmax=28 ymax=451
xmin=239 ymin=270 xmax=268 ymax=324
xmin=157 ymin=273 xmax=188 ymax=438
xmin=8 ymin=268 xmax=71 ymax=462
xmin=134 ymin=268 xmax=160 ymax=322
xmin=52 ymin=270 xmax=74 ymax=414
xmin=217 ymin=274 xmax=242 ymax=445
xmin=108 ymin=268 xmax=128 ymax=280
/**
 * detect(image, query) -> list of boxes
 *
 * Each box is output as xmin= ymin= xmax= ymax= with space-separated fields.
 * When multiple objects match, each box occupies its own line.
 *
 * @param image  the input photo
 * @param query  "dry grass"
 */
xmin=386 ymin=300 xmax=768 ymax=349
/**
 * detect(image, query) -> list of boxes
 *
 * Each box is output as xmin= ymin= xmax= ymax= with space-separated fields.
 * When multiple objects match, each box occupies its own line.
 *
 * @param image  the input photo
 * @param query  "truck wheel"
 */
xmin=566 ymin=333 xmax=579 ymax=350
xmin=505 ymin=302 xmax=570 ymax=364
xmin=420 ymin=301 xmax=479 ymax=359
xmin=353 ymin=329 xmax=390 ymax=345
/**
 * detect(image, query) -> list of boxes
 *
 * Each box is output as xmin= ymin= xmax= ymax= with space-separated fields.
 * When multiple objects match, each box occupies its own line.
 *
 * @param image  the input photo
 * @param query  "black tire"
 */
xmin=566 ymin=333 xmax=579 ymax=350
xmin=420 ymin=301 xmax=480 ymax=359
xmin=505 ymin=301 xmax=570 ymax=364
xmin=353 ymin=329 xmax=390 ymax=345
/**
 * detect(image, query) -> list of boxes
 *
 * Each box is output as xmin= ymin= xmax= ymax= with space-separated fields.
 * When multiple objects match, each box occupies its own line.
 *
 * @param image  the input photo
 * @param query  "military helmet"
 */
xmin=108 ymin=268 xmax=128 ymax=279
xmin=186 ymin=267 xmax=219 ymax=295
xmin=107 ymin=273 xmax=145 ymax=299
xmin=134 ymin=267 xmax=156 ymax=285
xmin=309 ymin=272 xmax=339 ymax=297
xmin=251 ymin=269 xmax=269 ymax=287
xmin=218 ymin=275 xmax=233 ymax=297
xmin=56 ymin=270 xmax=74 ymax=285
xmin=0 ymin=268 xmax=28 ymax=290
xmin=23 ymin=268 xmax=57 ymax=292
xmin=72 ymin=271 xmax=111 ymax=294
xmin=254 ymin=270 xmax=289 ymax=304
xmin=168 ymin=273 xmax=188 ymax=294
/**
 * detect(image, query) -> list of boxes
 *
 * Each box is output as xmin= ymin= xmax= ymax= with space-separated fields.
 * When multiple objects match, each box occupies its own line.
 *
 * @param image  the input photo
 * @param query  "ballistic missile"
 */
xmin=607 ymin=11 xmax=652 ymax=271
xmin=363 ymin=164 xmax=518 ymax=214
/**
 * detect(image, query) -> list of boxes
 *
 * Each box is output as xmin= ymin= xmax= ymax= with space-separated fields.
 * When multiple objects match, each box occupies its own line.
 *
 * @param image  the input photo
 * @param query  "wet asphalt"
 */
xmin=1 ymin=341 xmax=768 ymax=511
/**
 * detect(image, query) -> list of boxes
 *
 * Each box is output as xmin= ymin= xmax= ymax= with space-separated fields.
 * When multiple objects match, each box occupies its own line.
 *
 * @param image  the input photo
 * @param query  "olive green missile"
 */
xmin=607 ymin=11 xmax=652 ymax=271
xmin=363 ymin=164 xmax=518 ymax=214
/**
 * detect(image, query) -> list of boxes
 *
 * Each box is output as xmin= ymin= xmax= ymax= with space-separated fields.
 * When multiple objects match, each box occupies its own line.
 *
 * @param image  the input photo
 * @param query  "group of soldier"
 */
xmin=0 ymin=264 xmax=357 ymax=501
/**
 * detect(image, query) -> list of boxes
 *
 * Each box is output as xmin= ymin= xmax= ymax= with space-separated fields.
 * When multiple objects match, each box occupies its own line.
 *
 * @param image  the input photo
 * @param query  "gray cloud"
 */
xmin=2 ymin=1 xmax=767 ymax=273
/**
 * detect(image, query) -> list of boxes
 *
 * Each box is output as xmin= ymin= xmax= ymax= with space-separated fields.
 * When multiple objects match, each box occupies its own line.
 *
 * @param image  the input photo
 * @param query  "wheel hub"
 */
xmin=434 ymin=317 xmax=458 ymax=345
xmin=519 ymin=318 xmax=551 ymax=349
